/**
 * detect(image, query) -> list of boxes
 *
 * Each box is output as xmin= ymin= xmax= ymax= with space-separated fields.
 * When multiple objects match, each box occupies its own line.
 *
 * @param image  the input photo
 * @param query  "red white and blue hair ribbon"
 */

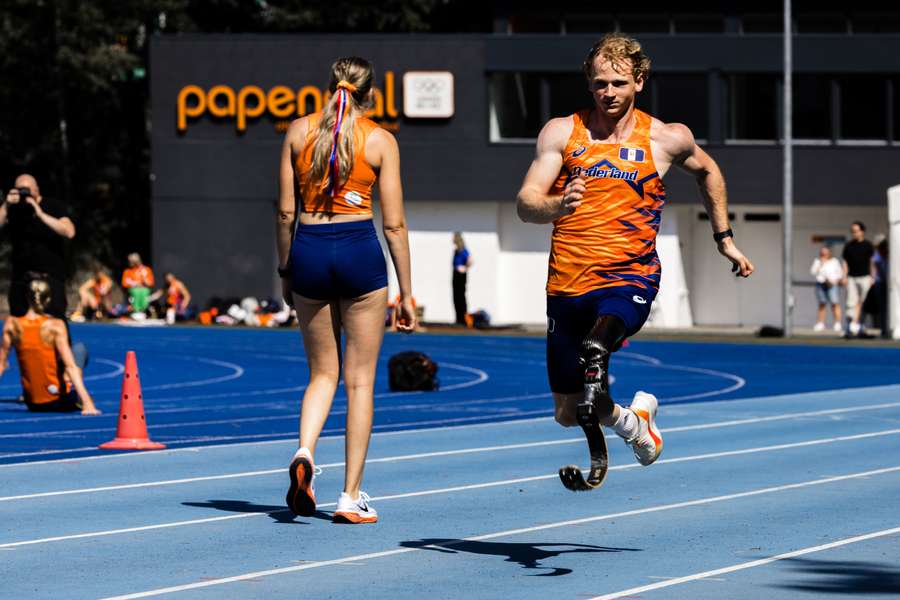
xmin=325 ymin=80 xmax=357 ymax=196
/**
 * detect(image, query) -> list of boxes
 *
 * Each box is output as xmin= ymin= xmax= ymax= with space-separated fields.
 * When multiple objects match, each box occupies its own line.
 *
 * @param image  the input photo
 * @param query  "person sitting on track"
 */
xmin=516 ymin=34 xmax=753 ymax=491
xmin=149 ymin=272 xmax=192 ymax=324
xmin=0 ymin=280 xmax=101 ymax=415
xmin=75 ymin=265 xmax=114 ymax=321
xmin=277 ymin=56 xmax=416 ymax=524
xmin=121 ymin=252 xmax=155 ymax=317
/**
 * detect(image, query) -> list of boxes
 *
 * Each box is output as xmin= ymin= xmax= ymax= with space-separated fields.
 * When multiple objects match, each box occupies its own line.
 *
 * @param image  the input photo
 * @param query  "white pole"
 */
xmin=783 ymin=0 xmax=794 ymax=336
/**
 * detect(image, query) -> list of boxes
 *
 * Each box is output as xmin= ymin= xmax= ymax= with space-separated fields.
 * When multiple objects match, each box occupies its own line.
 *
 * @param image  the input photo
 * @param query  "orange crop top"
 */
xmin=295 ymin=112 xmax=379 ymax=215
xmin=12 ymin=315 xmax=68 ymax=405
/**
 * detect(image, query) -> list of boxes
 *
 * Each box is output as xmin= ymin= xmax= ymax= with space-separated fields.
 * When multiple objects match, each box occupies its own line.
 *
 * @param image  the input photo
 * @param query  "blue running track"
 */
xmin=1 ymin=324 xmax=898 ymax=599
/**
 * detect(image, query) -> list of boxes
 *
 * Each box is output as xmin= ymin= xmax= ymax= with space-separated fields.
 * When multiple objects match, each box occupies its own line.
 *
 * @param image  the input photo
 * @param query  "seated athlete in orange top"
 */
xmin=0 ymin=280 xmax=100 ymax=415
xmin=517 ymin=34 xmax=754 ymax=491
xmin=76 ymin=265 xmax=114 ymax=320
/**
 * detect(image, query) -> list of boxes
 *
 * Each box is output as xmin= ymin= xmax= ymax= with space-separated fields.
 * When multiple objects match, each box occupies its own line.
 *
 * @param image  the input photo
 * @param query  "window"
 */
xmin=727 ymin=74 xmax=777 ymax=140
xmin=617 ymin=14 xmax=670 ymax=33
xmin=652 ymin=74 xmax=709 ymax=139
xmin=673 ymin=15 xmax=724 ymax=33
xmin=546 ymin=74 xmax=591 ymax=119
xmin=489 ymin=73 xmax=542 ymax=140
xmin=508 ymin=14 xmax=560 ymax=33
xmin=852 ymin=13 xmax=900 ymax=33
xmin=892 ymin=77 xmax=900 ymax=141
xmin=741 ymin=14 xmax=782 ymax=33
xmin=793 ymin=75 xmax=831 ymax=139
xmin=564 ymin=15 xmax=615 ymax=34
xmin=796 ymin=13 xmax=848 ymax=33
xmin=838 ymin=75 xmax=887 ymax=139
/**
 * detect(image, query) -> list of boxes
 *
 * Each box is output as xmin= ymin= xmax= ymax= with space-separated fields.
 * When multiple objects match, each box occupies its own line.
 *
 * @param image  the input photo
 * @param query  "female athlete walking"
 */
xmin=277 ymin=57 xmax=416 ymax=523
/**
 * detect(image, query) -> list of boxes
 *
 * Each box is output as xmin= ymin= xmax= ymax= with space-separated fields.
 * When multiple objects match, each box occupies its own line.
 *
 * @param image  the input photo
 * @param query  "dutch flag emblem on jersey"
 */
xmin=619 ymin=147 xmax=645 ymax=163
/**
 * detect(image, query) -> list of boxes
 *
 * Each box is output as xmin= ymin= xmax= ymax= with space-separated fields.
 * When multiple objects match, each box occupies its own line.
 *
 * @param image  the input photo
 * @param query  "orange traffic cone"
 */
xmin=99 ymin=351 xmax=166 ymax=450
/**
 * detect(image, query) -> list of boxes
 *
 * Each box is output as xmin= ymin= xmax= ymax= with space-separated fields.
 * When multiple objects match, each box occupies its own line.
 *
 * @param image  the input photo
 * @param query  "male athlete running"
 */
xmin=516 ymin=34 xmax=754 ymax=491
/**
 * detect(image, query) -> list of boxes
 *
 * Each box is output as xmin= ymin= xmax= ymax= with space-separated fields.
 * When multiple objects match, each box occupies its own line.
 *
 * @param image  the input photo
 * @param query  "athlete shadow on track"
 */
xmin=399 ymin=538 xmax=641 ymax=576
xmin=771 ymin=557 xmax=900 ymax=595
xmin=182 ymin=500 xmax=331 ymax=524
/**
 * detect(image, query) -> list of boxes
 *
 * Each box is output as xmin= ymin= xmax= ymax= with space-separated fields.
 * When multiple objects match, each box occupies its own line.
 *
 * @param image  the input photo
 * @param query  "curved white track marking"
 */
xmin=140 ymin=357 xmax=245 ymax=391
xmin=60 ymin=465 xmax=900 ymax=598
xmin=6 ymin=424 xmax=900 ymax=503
xmin=618 ymin=351 xmax=746 ymax=401
xmin=83 ymin=358 xmax=125 ymax=382
xmin=0 ymin=358 xmax=125 ymax=390
xmin=0 ymin=365 xmax=494 ymax=436
xmin=6 ymin=396 xmax=900 ymax=466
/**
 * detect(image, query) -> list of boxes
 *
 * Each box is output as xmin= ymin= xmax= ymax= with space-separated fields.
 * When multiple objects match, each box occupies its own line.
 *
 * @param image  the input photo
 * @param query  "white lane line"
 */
xmin=5 ymin=424 xmax=900 ymax=503
xmin=3 ymin=428 xmax=900 ymax=547
xmin=4 ymin=395 xmax=900 ymax=465
xmin=98 ymin=465 xmax=900 ymax=600
xmin=0 ymin=412 xmax=557 ymax=465
xmin=0 ymin=363 xmax=488 ymax=437
xmin=589 ymin=526 xmax=900 ymax=600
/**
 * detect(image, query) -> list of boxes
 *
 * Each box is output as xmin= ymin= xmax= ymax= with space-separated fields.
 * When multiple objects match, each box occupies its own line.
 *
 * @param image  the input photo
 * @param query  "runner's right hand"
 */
xmin=559 ymin=177 xmax=585 ymax=217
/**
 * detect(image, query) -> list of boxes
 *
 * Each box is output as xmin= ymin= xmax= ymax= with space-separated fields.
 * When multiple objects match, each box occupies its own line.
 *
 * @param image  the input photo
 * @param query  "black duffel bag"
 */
xmin=388 ymin=351 xmax=439 ymax=391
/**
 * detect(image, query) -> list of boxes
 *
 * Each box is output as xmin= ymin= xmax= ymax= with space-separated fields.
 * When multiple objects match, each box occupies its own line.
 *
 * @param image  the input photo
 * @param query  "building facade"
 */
xmin=150 ymin=22 xmax=900 ymax=327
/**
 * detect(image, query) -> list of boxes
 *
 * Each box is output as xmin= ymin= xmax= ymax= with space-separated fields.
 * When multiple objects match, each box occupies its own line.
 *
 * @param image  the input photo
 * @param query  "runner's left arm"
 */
xmin=52 ymin=323 xmax=100 ymax=415
xmin=664 ymin=123 xmax=754 ymax=278
xmin=0 ymin=320 xmax=13 ymax=378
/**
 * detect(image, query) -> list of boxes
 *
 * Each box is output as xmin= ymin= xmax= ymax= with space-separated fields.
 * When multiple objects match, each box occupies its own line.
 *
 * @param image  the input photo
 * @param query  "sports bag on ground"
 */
xmin=388 ymin=351 xmax=439 ymax=391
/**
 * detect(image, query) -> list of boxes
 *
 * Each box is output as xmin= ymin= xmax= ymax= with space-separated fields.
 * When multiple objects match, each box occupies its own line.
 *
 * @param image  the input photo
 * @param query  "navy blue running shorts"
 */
xmin=290 ymin=220 xmax=388 ymax=300
xmin=546 ymin=285 xmax=657 ymax=394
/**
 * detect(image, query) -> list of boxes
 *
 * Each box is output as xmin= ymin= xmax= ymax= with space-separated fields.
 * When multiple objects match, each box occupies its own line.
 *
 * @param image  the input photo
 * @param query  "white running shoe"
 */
xmin=624 ymin=391 xmax=663 ymax=466
xmin=849 ymin=321 xmax=861 ymax=335
xmin=813 ymin=322 xmax=825 ymax=332
xmin=333 ymin=491 xmax=378 ymax=524
xmin=833 ymin=322 xmax=843 ymax=333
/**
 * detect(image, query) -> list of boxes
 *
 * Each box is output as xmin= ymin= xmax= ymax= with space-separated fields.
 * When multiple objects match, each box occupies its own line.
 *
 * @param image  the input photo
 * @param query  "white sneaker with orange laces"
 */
xmin=332 ymin=491 xmax=378 ymax=524
xmin=624 ymin=391 xmax=663 ymax=466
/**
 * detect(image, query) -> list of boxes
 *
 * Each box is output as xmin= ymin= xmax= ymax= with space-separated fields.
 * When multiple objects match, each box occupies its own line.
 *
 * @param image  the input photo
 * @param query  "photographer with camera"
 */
xmin=0 ymin=174 xmax=75 ymax=318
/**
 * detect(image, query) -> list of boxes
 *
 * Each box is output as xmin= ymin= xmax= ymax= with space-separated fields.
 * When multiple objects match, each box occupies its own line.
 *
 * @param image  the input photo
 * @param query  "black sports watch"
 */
xmin=713 ymin=228 xmax=734 ymax=243
xmin=277 ymin=265 xmax=291 ymax=278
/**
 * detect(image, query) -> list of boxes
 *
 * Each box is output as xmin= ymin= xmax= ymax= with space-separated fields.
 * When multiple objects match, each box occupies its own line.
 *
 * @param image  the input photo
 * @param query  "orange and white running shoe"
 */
xmin=286 ymin=448 xmax=317 ymax=517
xmin=332 ymin=491 xmax=378 ymax=524
xmin=625 ymin=391 xmax=663 ymax=466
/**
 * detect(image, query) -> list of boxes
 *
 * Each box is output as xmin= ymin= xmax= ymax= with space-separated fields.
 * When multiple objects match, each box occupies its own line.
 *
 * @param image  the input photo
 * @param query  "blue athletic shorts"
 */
xmin=290 ymin=220 xmax=388 ymax=300
xmin=546 ymin=285 xmax=657 ymax=394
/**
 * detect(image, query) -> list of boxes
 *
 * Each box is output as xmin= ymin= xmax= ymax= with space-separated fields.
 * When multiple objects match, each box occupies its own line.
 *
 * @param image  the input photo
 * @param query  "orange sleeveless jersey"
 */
xmin=296 ymin=112 xmax=379 ymax=215
xmin=12 ymin=315 xmax=68 ymax=405
xmin=547 ymin=109 xmax=666 ymax=296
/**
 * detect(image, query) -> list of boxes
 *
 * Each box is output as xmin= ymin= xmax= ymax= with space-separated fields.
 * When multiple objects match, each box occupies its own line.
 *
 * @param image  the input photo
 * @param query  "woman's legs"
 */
xmin=816 ymin=303 xmax=826 ymax=325
xmin=339 ymin=287 xmax=388 ymax=498
xmin=294 ymin=293 xmax=342 ymax=457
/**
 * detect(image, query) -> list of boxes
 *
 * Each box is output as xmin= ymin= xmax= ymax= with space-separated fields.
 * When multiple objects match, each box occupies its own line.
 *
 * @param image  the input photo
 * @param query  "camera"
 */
xmin=16 ymin=187 xmax=31 ymax=200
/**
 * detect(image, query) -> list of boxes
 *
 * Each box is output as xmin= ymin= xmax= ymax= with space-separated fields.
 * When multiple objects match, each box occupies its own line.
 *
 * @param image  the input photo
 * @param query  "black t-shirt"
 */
xmin=7 ymin=197 xmax=68 ymax=280
xmin=842 ymin=239 xmax=874 ymax=277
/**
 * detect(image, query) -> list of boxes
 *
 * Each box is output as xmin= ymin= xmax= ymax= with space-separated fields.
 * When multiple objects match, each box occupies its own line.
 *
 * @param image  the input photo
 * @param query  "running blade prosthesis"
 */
xmin=559 ymin=386 xmax=609 ymax=492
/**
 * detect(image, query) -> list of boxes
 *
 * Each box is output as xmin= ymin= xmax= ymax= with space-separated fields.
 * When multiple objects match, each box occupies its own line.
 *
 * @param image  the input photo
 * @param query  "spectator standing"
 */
xmin=452 ymin=232 xmax=473 ymax=326
xmin=121 ymin=253 xmax=155 ymax=316
xmin=0 ymin=174 xmax=75 ymax=318
xmin=869 ymin=237 xmax=889 ymax=338
xmin=810 ymin=246 xmax=843 ymax=332
xmin=841 ymin=221 xmax=875 ymax=336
